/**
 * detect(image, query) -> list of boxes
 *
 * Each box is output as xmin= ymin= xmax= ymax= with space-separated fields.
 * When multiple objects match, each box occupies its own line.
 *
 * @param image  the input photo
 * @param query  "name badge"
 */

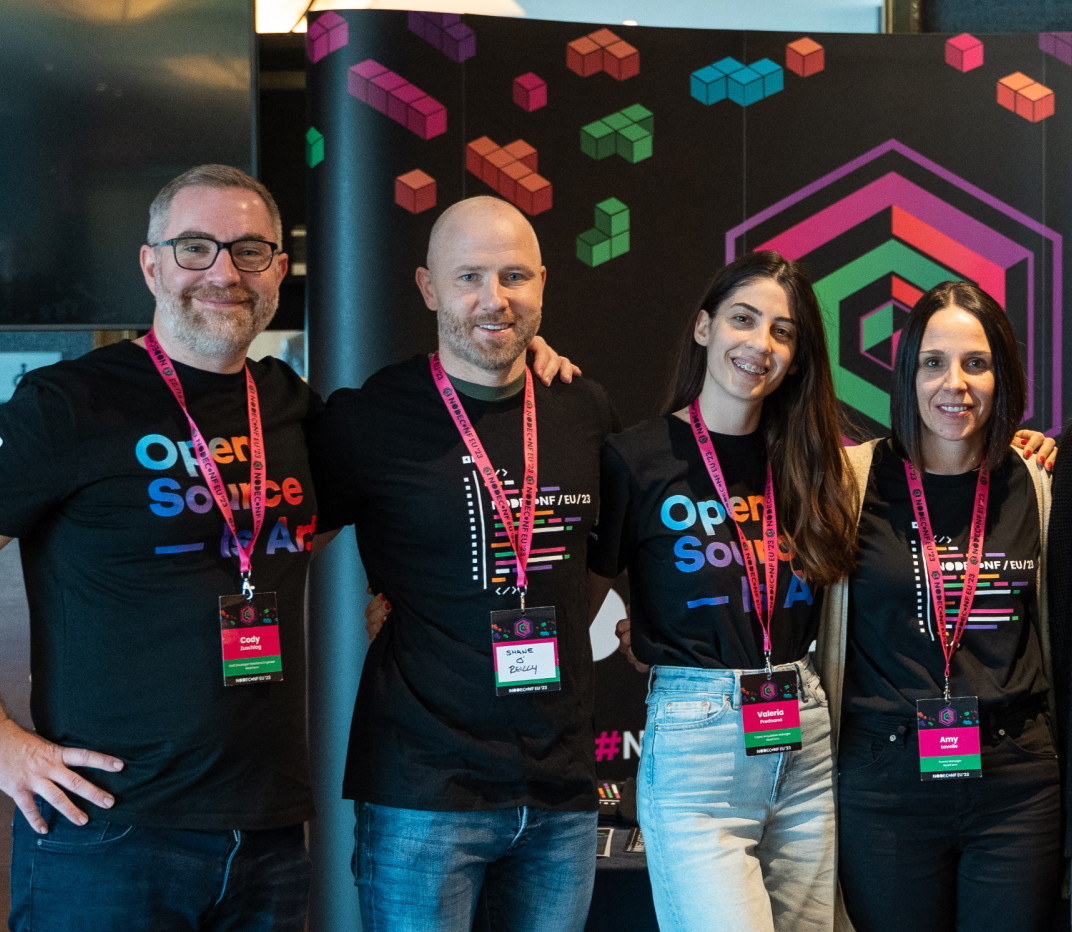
xmin=916 ymin=696 xmax=982 ymax=780
xmin=219 ymin=592 xmax=282 ymax=686
xmin=490 ymin=606 xmax=561 ymax=696
xmin=740 ymin=671 xmax=802 ymax=755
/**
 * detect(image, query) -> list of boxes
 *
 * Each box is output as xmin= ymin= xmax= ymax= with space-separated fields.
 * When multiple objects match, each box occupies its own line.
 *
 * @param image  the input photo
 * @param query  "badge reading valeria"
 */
xmin=740 ymin=671 xmax=802 ymax=755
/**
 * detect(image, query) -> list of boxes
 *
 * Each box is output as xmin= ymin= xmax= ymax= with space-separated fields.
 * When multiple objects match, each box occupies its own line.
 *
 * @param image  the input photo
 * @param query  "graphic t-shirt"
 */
xmin=309 ymin=355 xmax=617 ymax=811
xmin=589 ymin=414 xmax=818 ymax=669
xmin=844 ymin=440 xmax=1047 ymax=717
xmin=0 ymin=341 xmax=319 ymax=830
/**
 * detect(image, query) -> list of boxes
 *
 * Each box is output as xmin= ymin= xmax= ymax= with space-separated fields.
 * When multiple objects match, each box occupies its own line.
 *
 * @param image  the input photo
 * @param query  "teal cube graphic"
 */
xmin=751 ymin=58 xmax=784 ymax=96
xmin=690 ymin=65 xmax=727 ymax=105
xmin=728 ymin=66 xmax=764 ymax=106
xmin=305 ymin=126 xmax=325 ymax=167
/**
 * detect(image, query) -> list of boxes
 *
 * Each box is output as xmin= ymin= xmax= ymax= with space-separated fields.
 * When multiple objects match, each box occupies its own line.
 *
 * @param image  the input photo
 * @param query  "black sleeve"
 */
xmin=305 ymin=386 xmax=364 ymax=532
xmin=588 ymin=439 xmax=632 ymax=579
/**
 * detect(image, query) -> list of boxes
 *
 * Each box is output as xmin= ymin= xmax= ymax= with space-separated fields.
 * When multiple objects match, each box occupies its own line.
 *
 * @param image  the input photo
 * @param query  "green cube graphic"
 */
xmin=619 ymin=103 xmax=653 ymax=133
xmin=602 ymin=111 xmax=633 ymax=132
xmin=595 ymin=198 xmax=630 ymax=236
xmin=576 ymin=228 xmax=611 ymax=267
xmin=305 ymin=127 xmax=325 ymax=168
xmin=610 ymin=230 xmax=630 ymax=258
xmin=580 ymin=120 xmax=617 ymax=160
xmin=616 ymin=123 xmax=652 ymax=162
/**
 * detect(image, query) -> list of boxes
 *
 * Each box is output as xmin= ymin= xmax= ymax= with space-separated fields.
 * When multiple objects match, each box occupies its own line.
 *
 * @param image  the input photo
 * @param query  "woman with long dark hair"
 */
xmin=589 ymin=250 xmax=858 ymax=930
xmin=820 ymin=280 xmax=1061 ymax=931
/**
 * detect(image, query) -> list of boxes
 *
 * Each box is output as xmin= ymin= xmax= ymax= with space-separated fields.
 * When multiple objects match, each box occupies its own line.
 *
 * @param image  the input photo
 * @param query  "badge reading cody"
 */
xmin=740 ymin=671 xmax=802 ymax=755
xmin=491 ymin=606 xmax=561 ymax=696
xmin=219 ymin=591 xmax=283 ymax=685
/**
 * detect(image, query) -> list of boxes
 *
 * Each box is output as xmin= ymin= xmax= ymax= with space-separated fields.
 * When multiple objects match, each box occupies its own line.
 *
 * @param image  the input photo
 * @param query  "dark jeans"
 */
xmin=9 ymin=800 xmax=310 ymax=931
xmin=837 ymin=709 xmax=1061 ymax=932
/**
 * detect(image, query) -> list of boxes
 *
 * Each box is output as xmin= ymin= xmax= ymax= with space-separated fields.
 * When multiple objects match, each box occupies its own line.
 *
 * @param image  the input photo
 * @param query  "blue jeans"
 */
xmin=838 ymin=709 xmax=1061 ymax=932
xmin=352 ymin=801 xmax=597 ymax=932
xmin=9 ymin=800 xmax=310 ymax=931
xmin=637 ymin=658 xmax=835 ymax=932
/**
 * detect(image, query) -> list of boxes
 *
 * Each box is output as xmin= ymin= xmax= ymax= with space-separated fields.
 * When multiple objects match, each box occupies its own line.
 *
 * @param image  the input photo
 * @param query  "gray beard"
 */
xmin=154 ymin=276 xmax=276 ymax=361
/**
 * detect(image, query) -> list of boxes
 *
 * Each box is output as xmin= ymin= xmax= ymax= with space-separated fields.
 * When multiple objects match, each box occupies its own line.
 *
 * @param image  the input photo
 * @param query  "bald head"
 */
xmin=416 ymin=196 xmax=546 ymax=386
xmin=426 ymin=196 xmax=541 ymax=272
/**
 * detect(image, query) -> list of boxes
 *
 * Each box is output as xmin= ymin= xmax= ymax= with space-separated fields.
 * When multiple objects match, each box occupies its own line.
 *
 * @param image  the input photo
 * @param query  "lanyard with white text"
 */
xmin=145 ymin=330 xmax=266 ymax=599
xmin=903 ymin=460 xmax=990 ymax=700
xmin=688 ymin=399 xmax=779 ymax=673
xmin=430 ymin=353 xmax=537 ymax=610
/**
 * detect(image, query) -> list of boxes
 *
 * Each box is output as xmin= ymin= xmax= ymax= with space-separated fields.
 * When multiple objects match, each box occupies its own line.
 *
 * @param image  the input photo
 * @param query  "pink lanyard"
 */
xmin=430 ymin=353 xmax=538 ymax=610
xmin=145 ymin=330 xmax=266 ymax=599
xmin=688 ymin=399 xmax=779 ymax=671
xmin=903 ymin=460 xmax=989 ymax=700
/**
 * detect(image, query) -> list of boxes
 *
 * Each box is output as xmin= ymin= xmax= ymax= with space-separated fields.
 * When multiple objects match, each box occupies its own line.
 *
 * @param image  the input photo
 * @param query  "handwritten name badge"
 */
xmin=740 ymin=671 xmax=802 ymax=755
xmin=219 ymin=591 xmax=282 ymax=686
xmin=490 ymin=605 xmax=561 ymax=696
xmin=916 ymin=696 xmax=982 ymax=780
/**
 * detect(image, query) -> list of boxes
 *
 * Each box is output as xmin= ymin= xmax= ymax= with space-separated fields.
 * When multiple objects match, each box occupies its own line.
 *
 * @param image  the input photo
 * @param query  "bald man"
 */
xmin=309 ymin=197 xmax=617 ymax=930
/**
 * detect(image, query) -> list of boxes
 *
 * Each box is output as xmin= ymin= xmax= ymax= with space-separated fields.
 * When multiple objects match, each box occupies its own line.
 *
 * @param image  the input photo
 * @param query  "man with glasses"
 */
xmin=0 ymin=165 xmax=316 ymax=931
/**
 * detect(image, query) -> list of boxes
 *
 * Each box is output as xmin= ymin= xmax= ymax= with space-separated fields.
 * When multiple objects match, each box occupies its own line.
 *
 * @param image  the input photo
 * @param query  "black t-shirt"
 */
xmin=0 ymin=341 xmax=319 ymax=830
xmin=844 ymin=440 xmax=1047 ymax=718
xmin=309 ymin=355 xmax=617 ymax=811
xmin=588 ymin=414 xmax=819 ymax=669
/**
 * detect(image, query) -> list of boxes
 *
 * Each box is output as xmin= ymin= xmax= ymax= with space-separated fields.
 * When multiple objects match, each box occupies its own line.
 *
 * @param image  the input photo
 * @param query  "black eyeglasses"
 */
xmin=152 ymin=237 xmax=279 ymax=272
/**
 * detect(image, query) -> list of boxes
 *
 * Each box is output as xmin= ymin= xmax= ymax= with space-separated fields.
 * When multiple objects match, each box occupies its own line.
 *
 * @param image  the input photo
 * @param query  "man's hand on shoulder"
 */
xmin=528 ymin=336 xmax=582 ymax=386
xmin=0 ymin=715 xmax=124 ymax=833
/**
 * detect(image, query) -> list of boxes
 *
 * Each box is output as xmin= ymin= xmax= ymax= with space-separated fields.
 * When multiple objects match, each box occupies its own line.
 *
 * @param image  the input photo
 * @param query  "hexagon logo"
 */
xmin=761 ymin=682 xmax=777 ymax=699
xmin=515 ymin=618 xmax=532 ymax=638
xmin=939 ymin=706 xmax=957 ymax=726
xmin=727 ymin=139 xmax=1062 ymax=436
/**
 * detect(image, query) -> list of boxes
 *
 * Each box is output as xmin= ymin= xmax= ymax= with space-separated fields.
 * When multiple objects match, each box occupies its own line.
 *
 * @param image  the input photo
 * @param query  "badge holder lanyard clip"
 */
xmin=145 ymin=331 xmax=282 ymax=685
xmin=688 ymin=400 xmax=801 ymax=754
xmin=430 ymin=354 xmax=560 ymax=696
xmin=905 ymin=459 xmax=988 ymax=779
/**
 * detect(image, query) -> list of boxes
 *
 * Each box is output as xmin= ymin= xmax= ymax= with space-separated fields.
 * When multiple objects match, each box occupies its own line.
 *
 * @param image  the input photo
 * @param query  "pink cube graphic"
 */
xmin=347 ymin=59 xmax=389 ymax=103
xmin=307 ymin=11 xmax=349 ymax=63
xmin=408 ymin=95 xmax=447 ymax=139
xmin=513 ymin=72 xmax=547 ymax=111
xmin=368 ymin=71 xmax=408 ymax=114
xmin=945 ymin=33 xmax=983 ymax=72
xmin=388 ymin=83 xmax=427 ymax=125
xmin=786 ymin=37 xmax=824 ymax=77
xmin=395 ymin=169 xmax=437 ymax=214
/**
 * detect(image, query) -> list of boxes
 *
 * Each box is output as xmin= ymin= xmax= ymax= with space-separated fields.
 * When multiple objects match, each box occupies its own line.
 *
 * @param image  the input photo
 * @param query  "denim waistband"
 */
xmin=647 ymin=655 xmax=818 ymax=705
xmin=842 ymin=695 xmax=1047 ymax=743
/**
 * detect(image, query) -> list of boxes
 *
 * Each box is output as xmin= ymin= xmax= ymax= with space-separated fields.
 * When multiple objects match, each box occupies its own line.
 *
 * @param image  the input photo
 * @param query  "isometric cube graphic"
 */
xmin=576 ymin=228 xmax=611 ymax=267
xmin=786 ymin=37 xmax=824 ymax=77
xmin=408 ymin=95 xmax=447 ymax=139
xmin=305 ymin=127 xmax=324 ymax=168
xmin=997 ymin=72 xmax=1035 ymax=111
xmin=595 ymin=197 xmax=629 ymax=236
xmin=580 ymin=120 xmax=617 ymax=160
xmin=604 ymin=40 xmax=640 ymax=81
xmin=503 ymin=139 xmax=538 ymax=171
xmin=620 ymin=103 xmax=653 ymax=132
xmin=513 ymin=72 xmax=547 ymax=111
xmin=567 ymin=28 xmax=639 ymax=80
xmin=578 ymin=197 xmax=631 ymax=267
xmin=727 ymin=65 xmax=764 ymax=106
xmin=616 ymin=123 xmax=652 ymax=162
xmin=442 ymin=22 xmax=476 ymax=62
xmin=465 ymin=136 xmax=551 ymax=215
xmin=1040 ymin=32 xmax=1072 ymax=66
xmin=567 ymin=36 xmax=604 ymax=77
xmin=712 ymin=57 xmax=745 ymax=78
xmin=1016 ymin=81 xmax=1055 ymax=122
xmin=581 ymin=105 xmax=654 ymax=162
xmin=514 ymin=173 xmax=552 ymax=216
xmin=387 ymin=83 xmax=427 ymax=125
xmin=307 ymin=11 xmax=349 ymax=64
xmin=690 ymin=65 xmax=728 ymax=105
xmin=466 ymin=136 xmax=500 ymax=175
xmin=750 ymin=59 xmax=784 ymax=96
xmin=347 ymin=59 xmax=389 ymax=103
xmin=395 ymin=169 xmax=436 ymax=214
xmin=945 ymin=33 xmax=983 ymax=72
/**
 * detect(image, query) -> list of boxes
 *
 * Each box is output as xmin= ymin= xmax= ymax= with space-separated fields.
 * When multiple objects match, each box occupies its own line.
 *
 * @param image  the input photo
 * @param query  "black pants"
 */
xmin=837 ymin=709 xmax=1061 ymax=932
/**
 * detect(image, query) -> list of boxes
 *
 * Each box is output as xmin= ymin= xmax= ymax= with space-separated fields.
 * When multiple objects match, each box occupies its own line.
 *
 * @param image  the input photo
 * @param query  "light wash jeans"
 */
xmin=352 ymin=801 xmax=597 ymax=932
xmin=637 ymin=657 xmax=835 ymax=932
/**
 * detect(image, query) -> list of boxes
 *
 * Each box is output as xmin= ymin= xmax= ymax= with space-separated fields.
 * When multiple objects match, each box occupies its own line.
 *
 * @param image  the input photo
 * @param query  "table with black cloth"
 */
xmin=584 ymin=822 xmax=657 ymax=932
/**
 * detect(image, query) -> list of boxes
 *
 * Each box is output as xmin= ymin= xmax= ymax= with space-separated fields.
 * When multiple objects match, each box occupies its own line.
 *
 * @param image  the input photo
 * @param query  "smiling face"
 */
xmin=139 ymin=185 xmax=287 ymax=372
xmin=692 ymin=276 xmax=798 ymax=434
xmin=915 ymin=304 xmax=995 ymax=471
xmin=416 ymin=197 xmax=546 ymax=386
